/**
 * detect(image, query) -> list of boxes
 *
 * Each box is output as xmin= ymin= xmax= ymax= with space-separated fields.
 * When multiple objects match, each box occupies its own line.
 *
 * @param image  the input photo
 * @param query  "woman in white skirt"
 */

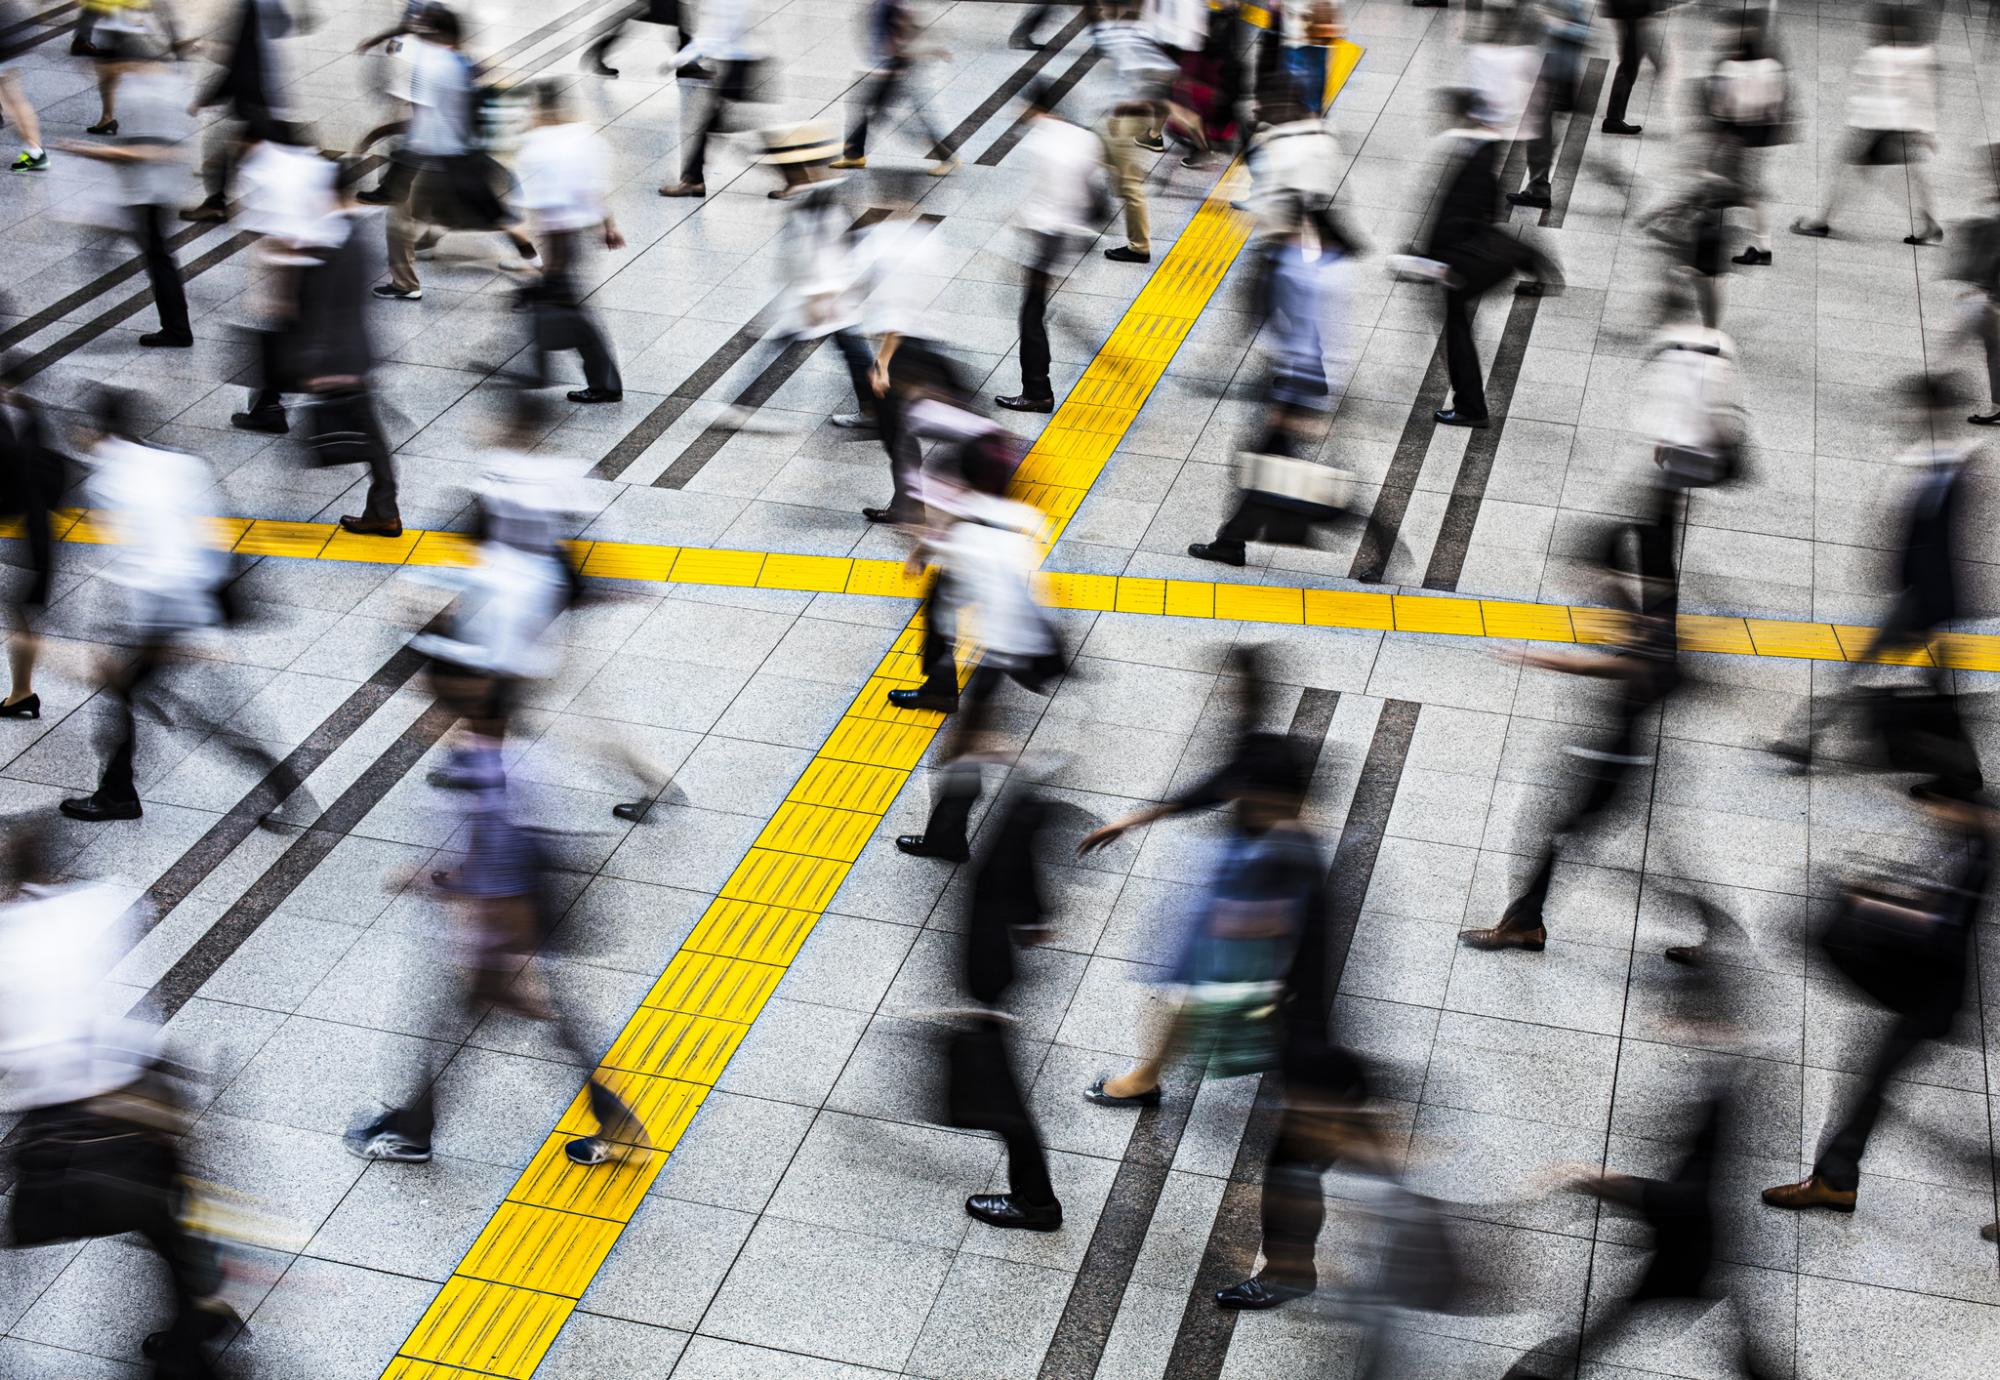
xmin=1793 ymin=3 xmax=1942 ymax=246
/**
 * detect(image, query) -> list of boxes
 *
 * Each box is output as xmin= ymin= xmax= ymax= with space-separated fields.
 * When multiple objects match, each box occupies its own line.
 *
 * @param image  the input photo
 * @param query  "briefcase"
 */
xmin=1239 ymin=451 xmax=1351 ymax=517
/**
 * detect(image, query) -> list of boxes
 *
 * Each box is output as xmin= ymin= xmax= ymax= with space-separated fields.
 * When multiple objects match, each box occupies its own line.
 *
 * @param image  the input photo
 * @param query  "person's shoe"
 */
xmin=862 ymin=505 xmax=919 ymax=524
xmin=1187 ymin=541 xmax=1246 ymax=567
xmin=676 ymin=62 xmax=714 ymax=79
xmin=179 ymin=199 xmax=227 ymax=224
xmin=1982 ymin=1221 xmax=1998 ymax=1243
xmin=70 ymin=38 xmax=105 ymax=56
xmin=355 ymin=184 xmax=396 ymax=205
xmin=1105 ymin=246 xmax=1151 ymax=264
xmin=1663 ymin=944 xmax=1704 ymax=966
xmin=591 ymin=60 xmax=619 ymax=77
xmin=1507 ymin=184 xmax=1552 ymax=210
xmin=1903 ymin=217 xmax=1944 ymax=246
xmin=1600 ymin=118 xmax=1642 ymax=136
xmin=659 ymin=181 xmax=707 ymax=197
xmin=1458 ymin=921 xmax=1546 ymax=952
xmin=1790 ymin=217 xmax=1829 ymax=238
xmin=1970 ymin=409 xmax=2000 ymax=427
xmin=373 ymin=283 xmax=422 ymax=300
xmin=1515 ymin=276 xmax=1563 ymax=298
xmin=1434 ymin=409 xmax=1489 ymax=429
xmin=967 ymin=1194 xmax=1063 ymax=1232
xmin=897 ymin=833 xmax=970 ymax=862
xmin=231 ymin=410 xmax=288 ymax=435
xmin=612 ymin=800 xmax=650 ymax=823
xmin=1084 ymin=1077 xmax=1161 ymax=1108
xmin=60 ymin=793 xmax=142 ymax=821
xmin=887 ymin=687 xmax=957 ymax=712
xmin=339 ymin=515 xmax=404 ymax=538
xmin=345 ymin=1114 xmax=432 ymax=1163
xmin=139 ymin=331 xmax=193 ymax=348
xmin=0 ymin=693 xmax=40 ymax=720
xmin=830 ymin=411 xmax=877 ymax=430
xmin=1761 ymin=1175 xmax=1856 ymax=1213
xmin=995 ymin=392 xmax=1054 ymax=413
xmin=10 ymin=150 xmax=48 ymax=173
xmin=1009 ymin=31 xmax=1041 ymax=50
xmin=1732 ymin=245 xmax=1772 ymax=266
xmin=568 ymin=388 xmax=624 ymax=404
xmin=1768 ymin=737 xmax=1812 ymax=769
xmin=1133 ymin=132 xmax=1167 ymax=153
xmin=931 ymin=157 xmax=959 ymax=177
xmin=563 ymin=1136 xmax=619 ymax=1166
xmin=1181 ymin=152 xmax=1211 ymax=169
xmin=86 ymin=118 xmax=118 ymax=136
xmin=830 ymin=155 xmax=866 ymax=170
xmin=1215 ymin=1275 xmax=1312 ymax=1310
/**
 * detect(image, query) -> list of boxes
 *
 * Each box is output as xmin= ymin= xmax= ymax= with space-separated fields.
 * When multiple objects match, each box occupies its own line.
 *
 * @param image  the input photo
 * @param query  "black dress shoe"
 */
xmin=966 ymin=1194 xmax=1063 ymax=1232
xmin=1600 ymin=118 xmax=1642 ymax=136
xmin=1507 ymin=185 xmax=1551 ymax=209
xmin=1104 ymin=246 xmax=1151 ymax=264
xmin=677 ymin=62 xmax=715 ymax=79
xmin=1084 ymin=1077 xmax=1161 ymax=1107
xmin=898 ymin=833 xmax=969 ymax=862
xmin=0 ymin=693 xmax=40 ymax=719
xmin=60 ymin=794 xmax=142 ymax=822
xmin=230 ymin=410 xmax=288 ymax=435
xmin=1434 ymin=409 xmax=1489 ymax=429
xmin=612 ymin=800 xmax=649 ymax=822
xmin=995 ymin=393 xmax=1054 ymax=413
xmin=1215 ymin=1275 xmax=1313 ymax=1310
xmin=862 ymin=506 xmax=921 ymax=524
xmin=1732 ymin=246 xmax=1772 ymax=266
xmin=1790 ymin=218 xmax=1829 ymax=238
xmin=1970 ymin=409 xmax=2000 ymax=427
xmin=1186 ymin=541 xmax=1245 ymax=567
xmin=567 ymin=388 xmax=624 ymax=404
xmin=339 ymin=515 xmax=404 ymax=537
xmin=591 ymin=60 xmax=619 ymax=76
xmin=886 ymin=688 xmax=957 ymax=712
xmin=140 ymin=331 xmax=193 ymax=348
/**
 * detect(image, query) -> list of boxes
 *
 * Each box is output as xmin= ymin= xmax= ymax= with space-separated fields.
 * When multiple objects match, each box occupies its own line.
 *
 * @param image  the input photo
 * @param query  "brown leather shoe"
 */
xmin=1761 ymin=1175 xmax=1856 ymax=1213
xmin=339 ymin=515 xmax=404 ymax=538
xmin=1458 ymin=923 xmax=1546 ymax=952
xmin=1981 ymin=1220 xmax=1997 ymax=1242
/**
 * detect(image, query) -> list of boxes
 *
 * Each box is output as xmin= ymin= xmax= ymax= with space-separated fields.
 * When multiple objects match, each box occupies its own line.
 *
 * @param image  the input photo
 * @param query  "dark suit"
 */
xmin=1426 ymin=134 xmax=1527 ymax=420
xmin=297 ymin=215 xmax=400 ymax=526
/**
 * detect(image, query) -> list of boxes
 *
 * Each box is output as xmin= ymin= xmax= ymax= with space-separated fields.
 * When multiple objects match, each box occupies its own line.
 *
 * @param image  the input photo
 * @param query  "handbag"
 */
xmin=303 ymin=390 xmax=379 ymax=469
xmin=1820 ymin=883 xmax=1951 ymax=1018
xmin=1239 ymin=450 xmax=1352 ymax=517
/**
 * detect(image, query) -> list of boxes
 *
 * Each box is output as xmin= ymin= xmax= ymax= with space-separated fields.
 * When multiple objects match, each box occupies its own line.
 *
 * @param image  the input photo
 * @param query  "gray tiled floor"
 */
xmin=4 ymin=0 xmax=2000 ymax=1378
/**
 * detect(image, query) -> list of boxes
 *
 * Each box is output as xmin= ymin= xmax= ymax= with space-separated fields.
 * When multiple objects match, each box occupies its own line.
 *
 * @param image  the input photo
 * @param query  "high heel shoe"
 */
xmin=86 ymin=119 xmax=118 ymax=136
xmin=0 ymin=693 xmax=39 ymax=720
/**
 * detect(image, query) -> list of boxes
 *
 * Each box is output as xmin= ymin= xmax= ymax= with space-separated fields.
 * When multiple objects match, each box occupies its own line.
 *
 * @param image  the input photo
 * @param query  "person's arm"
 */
xmin=355 ymin=23 xmax=411 ymax=53
xmin=1076 ymin=799 xmax=1183 ymax=854
xmin=870 ymin=332 xmax=901 ymax=395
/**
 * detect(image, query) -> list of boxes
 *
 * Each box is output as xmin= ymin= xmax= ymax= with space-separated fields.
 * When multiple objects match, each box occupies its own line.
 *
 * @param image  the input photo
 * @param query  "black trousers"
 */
xmin=1017 ymin=232 xmax=1061 ymax=400
xmin=245 ymin=327 xmax=288 ymax=420
xmin=344 ymin=391 xmax=402 ymax=525
xmin=586 ymin=0 xmax=686 ymax=68
xmin=1442 ymin=285 xmax=1485 ymax=419
xmin=1814 ymin=1014 xmax=1929 ymax=1192
xmin=137 ymin=204 xmax=191 ymax=339
xmin=532 ymin=232 xmax=623 ymax=396
xmin=681 ymin=60 xmax=751 ymax=184
xmin=96 ymin=637 xmax=171 ymax=804
xmin=832 ymin=327 xmax=876 ymax=421
xmin=845 ymin=58 xmax=948 ymax=161
xmin=1505 ymin=691 xmax=1657 ymax=930
xmin=1259 ymin=1102 xmax=1338 ymax=1286
xmin=1604 ymin=16 xmax=1653 ymax=127
xmin=951 ymin=1020 xmax=1056 ymax=1205
xmin=878 ymin=337 xmax=959 ymax=520
xmin=1011 ymin=2 xmax=1053 ymax=41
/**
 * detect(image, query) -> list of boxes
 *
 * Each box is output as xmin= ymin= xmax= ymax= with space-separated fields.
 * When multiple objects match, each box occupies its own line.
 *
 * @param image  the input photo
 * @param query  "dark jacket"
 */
xmin=294 ymin=214 xmax=381 ymax=383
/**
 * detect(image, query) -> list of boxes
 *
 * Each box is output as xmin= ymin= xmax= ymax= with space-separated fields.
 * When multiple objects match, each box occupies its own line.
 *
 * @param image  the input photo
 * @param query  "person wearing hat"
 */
xmin=517 ymin=81 xmax=627 ymax=404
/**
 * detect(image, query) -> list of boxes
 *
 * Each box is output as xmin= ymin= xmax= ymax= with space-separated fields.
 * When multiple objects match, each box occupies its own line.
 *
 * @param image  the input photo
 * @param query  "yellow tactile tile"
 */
xmin=670 ymin=547 xmax=765 ymax=587
xmin=1677 ymin=614 xmax=1756 ymax=656
xmin=235 ymin=519 xmax=336 ymax=559
xmin=459 ymin=1203 xmax=622 ymax=1295
xmin=510 ymin=1134 xmax=667 ymax=1221
xmin=788 ymin=758 xmax=909 ymax=815
xmin=755 ymin=800 xmax=878 ymax=863
xmin=643 ymin=951 xmax=787 ymax=1023
xmin=1303 ymin=588 xmax=1393 ymax=631
xmin=581 ymin=541 xmax=677 ymax=581
xmin=1038 ymin=571 xmax=1119 ymax=612
xmin=552 ymin=1069 xmax=707 ymax=1151
xmin=1392 ymin=595 xmax=1484 ymax=637
xmin=406 ymin=530 xmax=477 ymax=568
xmin=682 ymin=898 xmax=820 ymax=966
xmin=601 ymin=1009 xmax=745 ymax=1084
xmin=321 ymin=527 xmax=423 ymax=564
xmin=1480 ymin=600 xmax=1574 ymax=643
xmin=820 ymin=717 xmax=935 ymax=771
xmin=1745 ymin=618 xmax=1845 ymax=660
xmin=381 ymin=1360 xmax=495 ymax=1380
xmin=843 ymin=558 xmax=929 ymax=598
xmin=1831 ymin=624 xmax=1932 ymax=666
xmin=1164 ymin=580 xmax=1216 ymax=618
xmin=1214 ymin=583 xmax=1304 ymax=624
xmin=760 ymin=553 xmax=852 ymax=593
xmin=396 ymin=1277 xmax=571 ymax=1379
xmin=718 ymin=848 xmax=848 ymax=911
xmin=1112 ymin=577 xmax=1167 ymax=616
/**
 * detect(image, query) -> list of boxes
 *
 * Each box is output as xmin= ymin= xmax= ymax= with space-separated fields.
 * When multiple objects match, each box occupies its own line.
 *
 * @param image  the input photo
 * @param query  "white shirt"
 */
xmin=1634 ymin=326 xmax=1740 ymax=451
xmin=1465 ymin=40 xmax=1537 ymax=136
xmin=1847 ymin=43 xmax=1937 ymax=134
xmin=938 ymin=498 xmax=1055 ymax=663
xmin=856 ymin=219 xmax=943 ymax=339
xmin=240 ymin=140 xmax=338 ymax=244
xmin=405 ymin=39 xmax=473 ymax=157
xmin=0 ymin=883 xmax=161 ymax=1111
xmin=115 ymin=64 xmax=194 ymax=208
xmin=516 ymin=122 xmax=611 ymax=233
xmin=1144 ymin=0 xmax=1206 ymax=53
xmin=1017 ymin=116 xmax=1102 ymax=240
xmin=85 ymin=437 xmax=227 ymax=635
xmin=677 ymin=0 xmax=757 ymax=63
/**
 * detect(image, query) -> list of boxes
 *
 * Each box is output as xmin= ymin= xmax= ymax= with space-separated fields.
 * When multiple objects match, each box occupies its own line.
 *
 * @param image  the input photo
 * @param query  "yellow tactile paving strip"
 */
xmin=370 ymin=54 xmax=1357 ymax=1380
xmin=24 ymin=504 xmax=2000 ymax=670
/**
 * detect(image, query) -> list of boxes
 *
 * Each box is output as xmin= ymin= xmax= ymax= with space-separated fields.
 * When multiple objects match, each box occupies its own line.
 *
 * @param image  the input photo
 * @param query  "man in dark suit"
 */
xmin=1602 ymin=0 xmax=1664 ymax=136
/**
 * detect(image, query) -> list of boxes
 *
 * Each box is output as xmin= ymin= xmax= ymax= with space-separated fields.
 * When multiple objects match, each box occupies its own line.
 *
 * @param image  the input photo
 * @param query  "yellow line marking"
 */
xmin=377 ymin=49 xmax=1365 ymax=1377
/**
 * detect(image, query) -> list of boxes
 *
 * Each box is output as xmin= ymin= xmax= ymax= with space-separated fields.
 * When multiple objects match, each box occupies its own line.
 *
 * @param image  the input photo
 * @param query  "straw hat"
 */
xmin=760 ymin=123 xmax=840 ymax=166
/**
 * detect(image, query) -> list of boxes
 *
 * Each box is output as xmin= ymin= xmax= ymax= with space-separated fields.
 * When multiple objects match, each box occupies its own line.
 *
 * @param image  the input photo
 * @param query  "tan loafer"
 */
xmin=1458 ymin=923 xmax=1546 ymax=952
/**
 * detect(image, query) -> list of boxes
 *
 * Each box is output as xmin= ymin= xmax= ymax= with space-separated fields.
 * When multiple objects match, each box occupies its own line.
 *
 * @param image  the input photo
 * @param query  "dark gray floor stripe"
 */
xmin=1420 ymin=61 xmax=1606 ymax=592
xmin=0 ymin=1 xmax=74 ymax=48
xmin=1160 ymin=697 xmax=1419 ymax=1380
xmin=1347 ymin=333 xmax=1449 ymax=584
xmin=977 ymin=42 xmax=1099 ymax=166
xmin=131 ymin=700 xmax=460 ymax=1027
xmin=1034 ymin=687 xmax=1341 ymax=1380
xmin=0 ymin=0 xmax=75 ymax=59
xmin=931 ymin=5 xmax=1091 ymax=162
xmin=647 ymin=210 xmax=937 ymax=490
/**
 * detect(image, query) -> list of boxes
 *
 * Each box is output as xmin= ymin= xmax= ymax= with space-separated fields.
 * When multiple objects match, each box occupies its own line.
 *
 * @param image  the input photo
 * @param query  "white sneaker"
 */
xmin=345 ymin=1115 xmax=432 ymax=1162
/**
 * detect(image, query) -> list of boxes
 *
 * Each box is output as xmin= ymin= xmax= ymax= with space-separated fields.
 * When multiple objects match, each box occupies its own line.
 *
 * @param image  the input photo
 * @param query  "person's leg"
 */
xmin=917 ymin=757 xmax=980 ymax=860
xmin=1980 ymin=301 xmax=2000 ymax=412
xmin=387 ymin=183 xmax=426 ymax=293
xmin=1193 ymin=493 xmax=1267 ymax=565
xmin=1017 ymin=239 xmax=1056 ymax=400
xmin=586 ymin=2 xmax=636 ymax=72
xmin=1441 ymin=287 xmax=1486 ymax=418
xmin=354 ymin=393 xmax=402 ymax=528
xmin=1604 ymin=17 xmax=1641 ymax=126
xmin=1812 ymin=1017 xmax=1929 ymax=1192
xmin=1904 ymin=155 xmax=1938 ymax=237
xmin=242 ymin=329 xmax=288 ymax=424
xmin=1253 ymin=1108 xmax=1328 ymax=1291
xmin=844 ymin=68 xmax=893 ymax=160
xmin=1522 ymin=84 xmax=1554 ymax=196
xmin=1010 ymin=1 xmax=1051 ymax=47
xmin=6 ymin=628 xmax=38 ymax=705
xmin=98 ymin=642 xmax=167 ymax=805
xmin=1102 ymin=117 xmax=1150 ymax=254
xmin=832 ymin=327 xmax=877 ymax=421
xmin=0 ymin=74 xmax=43 ymax=159
xmin=138 ymin=205 xmax=191 ymax=340
xmin=917 ymin=574 xmax=959 ymax=700
xmin=990 ymin=1029 xmax=1057 ymax=1206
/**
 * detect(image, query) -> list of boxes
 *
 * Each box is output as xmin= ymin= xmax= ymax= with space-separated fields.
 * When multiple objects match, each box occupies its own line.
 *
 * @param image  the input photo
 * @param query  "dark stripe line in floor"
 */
xmin=931 ymin=5 xmax=1091 ymax=162
xmin=1347 ymin=332 xmax=1449 ymax=584
xmin=131 ymin=699 xmax=460 ymax=1027
xmin=1421 ymin=60 xmax=1607 ymax=592
xmin=1033 ymin=686 xmax=1341 ymax=1380
xmin=0 ymin=0 xmax=75 ymax=60
xmin=648 ymin=210 xmax=939 ymax=491
xmin=0 ymin=1 xmax=74 ymax=48
xmin=1161 ymin=696 xmax=1418 ymax=1380
xmin=977 ymin=42 xmax=1099 ymax=166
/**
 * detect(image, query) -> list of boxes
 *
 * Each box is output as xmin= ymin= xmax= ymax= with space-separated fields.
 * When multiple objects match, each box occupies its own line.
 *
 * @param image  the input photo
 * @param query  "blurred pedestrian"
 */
xmin=1601 ymin=0 xmax=1666 ymax=138
xmin=518 ymin=81 xmax=627 ymax=405
xmin=657 ymin=0 xmax=761 ymax=198
xmin=58 ymin=391 xmax=231 ymax=823
xmin=1506 ymin=0 xmax=1590 ymax=211
xmin=945 ymin=780 xmax=1064 ymax=1231
xmin=830 ymin=0 xmax=956 ymax=176
xmin=373 ymin=4 xmax=540 ymax=302
xmin=180 ymin=0 xmax=293 ymax=224
xmin=1792 ymin=3 xmax=1941 ymax=246
xmin=854 ymin=214 xmax=964 ymax=524
xmin=1764 ymin=788 xmax=1994 ymax=1215
xmin=0 ymin=375 xmax=66 ymax=721
xmin=1 ymin=831 xmax=237 ymax=1379
xmin=81 ymin=0 xmax=182 ymax=134
xmin=1703 ymin=6 xmax=1788 ymax=267
xmin=0 ymin=0 xmax=49 ymax=170
xmin=1093 ymin=1 xmax=1175 ymax=264
xmin=62 ymin=32 xmax=196 ymax=347
xmin=1949 ymin=149 xmax=2000 ymax=426
xmin=1011 ymin=0 xmax=1054 ymax=50
xmin=587 ymin=0 xmax=709 ymax=79
xmin=995 ymin=81 xmax=1101 ymax=415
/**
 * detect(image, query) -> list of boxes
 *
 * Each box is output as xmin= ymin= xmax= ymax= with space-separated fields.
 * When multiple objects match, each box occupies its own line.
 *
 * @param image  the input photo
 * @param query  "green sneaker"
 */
xmin=10 ymin=150 xmax=48 ymax=172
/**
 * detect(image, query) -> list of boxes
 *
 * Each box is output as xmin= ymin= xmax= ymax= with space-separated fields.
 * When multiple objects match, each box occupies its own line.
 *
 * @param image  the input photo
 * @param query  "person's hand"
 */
xmin=1077 ymin=823 xmax=1124 ymax=855
xmin=869 ymin=358 xmax=890 ymax=396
